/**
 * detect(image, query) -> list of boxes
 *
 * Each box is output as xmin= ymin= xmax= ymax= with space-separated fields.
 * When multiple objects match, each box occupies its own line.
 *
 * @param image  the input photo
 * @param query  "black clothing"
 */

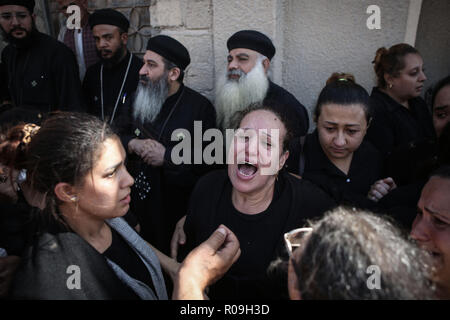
xmin=103 ymin=228 xmax=154 ymax=294
xmin=265 ymin=81 xmax=309 ymax=174
xmin=302 ymin=130 xmax=383 ymax=209
xmin=182 ymin=169 xmax=336 ymax=300
xmin=83 ymin=51 xmax=142 ymax=125
xmin=11 ymin=232 xmax=139 ymax=300
xmin=120 ymin=84 xmax=217 ymax=255
xmin=366 ymin=87 xmax=435 ymax=160
xmin=227 ymin=30 xmax=276 ymax=60
xmin=1 ymin=30 xmax=84 ymax=125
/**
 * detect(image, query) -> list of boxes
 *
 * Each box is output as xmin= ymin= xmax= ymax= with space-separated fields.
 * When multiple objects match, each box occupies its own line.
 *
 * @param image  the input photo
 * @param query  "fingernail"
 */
xmin=217 ymin=227 xmax=226 ymax=236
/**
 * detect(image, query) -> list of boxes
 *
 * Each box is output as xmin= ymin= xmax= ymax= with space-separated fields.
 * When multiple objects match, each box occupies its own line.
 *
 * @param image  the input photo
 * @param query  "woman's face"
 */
xmin=317 ymin=103 xmax=368 ymax=161
xmin=433 ymin=84 xmax=450 ymax=138
xmin=388 ymin=53 xmax=427 ymax=100
xmin=228 ymin=109 xmax=289 ymax=195
xmin=410 ymin=177 xmax=450 ymax=293
xmin=75 ymin=137 xmax=134 ymax=220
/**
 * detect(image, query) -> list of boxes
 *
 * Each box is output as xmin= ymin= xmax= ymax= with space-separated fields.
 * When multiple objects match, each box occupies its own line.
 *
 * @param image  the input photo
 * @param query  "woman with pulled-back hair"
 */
xmin=4 ymin=112 xmax=240 ymax=300
xmin=367 ymin=44 xmax=435 ymax=183
xmin=300 ymin=73 xmax=389 ymax=209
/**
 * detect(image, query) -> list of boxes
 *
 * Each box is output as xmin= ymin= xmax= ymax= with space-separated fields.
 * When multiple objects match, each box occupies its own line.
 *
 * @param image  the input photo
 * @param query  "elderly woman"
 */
xmin=178 ymin=105 xmax=335 ymax=299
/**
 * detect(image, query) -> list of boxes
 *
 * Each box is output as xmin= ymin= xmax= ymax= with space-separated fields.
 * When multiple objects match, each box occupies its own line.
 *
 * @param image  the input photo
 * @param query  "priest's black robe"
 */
xmin=118 ymin=84 xmax=217 ymax=255
xmin=82 ymin=51 xmax=142 ymax=125
xmin=1 ymin=30 xmax=84 ymax=125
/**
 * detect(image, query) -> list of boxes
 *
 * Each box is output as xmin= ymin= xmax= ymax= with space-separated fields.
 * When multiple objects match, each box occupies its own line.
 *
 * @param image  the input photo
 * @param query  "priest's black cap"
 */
xmin=146 ymin=35 xmax=191 ymax=70
xmin=88 ymin=9 xmax=130 ymax=32
xmin=227 ymin=30 xmax=276 ymax=60
xmin=0 ymin=0 xmax=35 ymax=13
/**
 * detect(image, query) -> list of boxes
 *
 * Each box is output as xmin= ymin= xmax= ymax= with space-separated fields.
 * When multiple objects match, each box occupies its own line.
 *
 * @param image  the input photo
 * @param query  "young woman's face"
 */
xmin=389 ymin=53 xmax=427 ymax=100
xmin=433 ymin=84 xmax=450 ymax=138
xmin=228 ymin=109 xmax=288 ymax=195
xmin=411 ymin=177 xmax=450 ymax=293
xmin=76 ymin=137 xmax=134 ymax=220
xmin=317 ymin=103 xmax=368 ymax=161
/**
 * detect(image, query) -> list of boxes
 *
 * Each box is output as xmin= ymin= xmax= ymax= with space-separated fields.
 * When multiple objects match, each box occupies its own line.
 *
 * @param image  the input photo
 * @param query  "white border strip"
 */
xmin=404 ymin=0 xmax=423 ymax=46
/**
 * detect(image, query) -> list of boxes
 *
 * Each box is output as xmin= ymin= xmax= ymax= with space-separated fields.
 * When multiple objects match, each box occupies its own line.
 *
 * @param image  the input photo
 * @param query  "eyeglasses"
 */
xmin=0 ymin=12 xmax=30 ymax=21
xmin=284 ymin=227 xmax=313 ymax=257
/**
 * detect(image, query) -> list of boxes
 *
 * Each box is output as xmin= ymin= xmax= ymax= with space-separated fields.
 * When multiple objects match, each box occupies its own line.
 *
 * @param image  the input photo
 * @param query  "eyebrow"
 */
xmin=424 ymin=206 xmax=450 ymax=223
xmin=324 ymin=121 xmax=361 ymax=127
xmin=144 ymin=58 xmax=158 ymax=64
xmin=434 ymin=105 xmax=448 ymax=112
xmin=105 ymin=161 xmax=122 ymax=173
xmin=241 ymin=128 xmax=273 ymax=138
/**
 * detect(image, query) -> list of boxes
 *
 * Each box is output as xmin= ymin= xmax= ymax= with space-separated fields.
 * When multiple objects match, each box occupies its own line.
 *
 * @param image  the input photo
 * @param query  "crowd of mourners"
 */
xmin=0 ymin=0 xmax=449 ymax=300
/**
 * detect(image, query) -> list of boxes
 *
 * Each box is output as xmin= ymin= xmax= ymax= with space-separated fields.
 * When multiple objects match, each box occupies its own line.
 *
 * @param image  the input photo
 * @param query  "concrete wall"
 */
xmin=415 ymin=0 xmax=450 ymax=94
xmin=2 ymin=0 xmax=448 ymax=121
xmin=283 ymin=0 xmax=410 ymax=126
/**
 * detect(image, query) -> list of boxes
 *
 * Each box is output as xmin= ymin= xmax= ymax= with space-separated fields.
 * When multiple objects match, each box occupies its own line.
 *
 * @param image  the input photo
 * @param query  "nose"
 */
xmin=228 ymin=58 xmax=238 ymax=71
xmin=333 ymin=130 xmax=346 ymax=147
xmin=11 ymin=15 xmax=20 ymax=26
xmin=138 ymin=64 xmax=147 ymax=76
xmin=121 ymin=168 xmax=135 ymax=189
xmin=419 ymin=70 xmax=427 ymax=82
xmin=98 ymin=38 xmax=108 ymax=49
xmin=410 ymin=214 xmax=430 ymax=243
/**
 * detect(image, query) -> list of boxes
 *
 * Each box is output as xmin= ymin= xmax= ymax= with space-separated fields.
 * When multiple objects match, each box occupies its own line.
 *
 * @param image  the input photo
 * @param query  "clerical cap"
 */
xmin=227 ymin=30 xmax=276 ymax=60
xmin=0 ymin=0 xmax=35 ymax=13
xmin=146 ymin=35 xmax=191 ymax=70
xmin=88 ymin=9 xmax=130 ymax=32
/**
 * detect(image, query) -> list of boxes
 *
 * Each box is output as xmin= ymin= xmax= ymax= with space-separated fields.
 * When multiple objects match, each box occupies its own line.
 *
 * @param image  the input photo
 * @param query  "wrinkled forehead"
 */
xmin=228 ymin=48 xmax=261 ymax=59
xmin=419 ymin=177 xmax=450 ymax=213
xmin=239 ymin=110 xmax=287 ymax=139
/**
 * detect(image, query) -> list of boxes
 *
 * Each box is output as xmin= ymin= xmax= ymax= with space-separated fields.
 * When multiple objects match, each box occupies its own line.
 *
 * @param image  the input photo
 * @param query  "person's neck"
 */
xmin=330 ymin=154 xmax=353 ymax=175
xmin=60 ymin=205 xmax=112 ymax=253
xmin=380 ymin=87 xmax=410 ymax=109
xmin=168 ymin=81 xmax=181 ymax=98
xmin=231 ymin=178 xmax=276 ymax=215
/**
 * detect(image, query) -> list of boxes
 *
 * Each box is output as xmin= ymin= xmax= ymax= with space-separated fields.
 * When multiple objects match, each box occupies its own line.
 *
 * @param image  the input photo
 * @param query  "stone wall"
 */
xmin=2 ymin=1 xmax=447 ymax=120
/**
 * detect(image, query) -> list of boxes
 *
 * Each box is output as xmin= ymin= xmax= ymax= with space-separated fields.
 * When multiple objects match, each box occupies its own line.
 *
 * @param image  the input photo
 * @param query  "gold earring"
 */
xmin=388 ymin=83 xmax=393 ymax=89
xmin=71 ymin=196 xmax=78 ymax=202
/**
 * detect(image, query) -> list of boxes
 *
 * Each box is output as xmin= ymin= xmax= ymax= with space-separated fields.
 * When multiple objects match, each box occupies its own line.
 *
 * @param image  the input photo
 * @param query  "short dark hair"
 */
xmin=432 ymin=75 xmax=450 ymax=108
xmin=162 ymin=57 xmax=184 ymax=83
xmin=294 ymin=207 xmax=436 ymax=299
xmin=314 ymin=73 xmax=371 ymax=123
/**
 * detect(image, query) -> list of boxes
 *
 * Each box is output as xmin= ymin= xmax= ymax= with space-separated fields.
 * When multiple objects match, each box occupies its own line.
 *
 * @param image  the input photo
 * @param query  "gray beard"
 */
xmin=132 ymin=73 xmax=169 ymax=124
xmin=215 ymin=62 xmax=269 ymax=129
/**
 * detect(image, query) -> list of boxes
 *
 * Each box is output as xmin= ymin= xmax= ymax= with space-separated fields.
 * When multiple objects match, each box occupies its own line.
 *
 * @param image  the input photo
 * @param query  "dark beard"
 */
xmin=0 ymin=25 xmax=37 ymax=49
xmin=98 ymin=45 xmax=127 ymax=68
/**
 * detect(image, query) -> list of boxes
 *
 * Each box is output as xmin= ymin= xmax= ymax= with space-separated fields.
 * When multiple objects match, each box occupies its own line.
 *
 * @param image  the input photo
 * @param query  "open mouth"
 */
xmin=237 ymin=162 xmax=258 ymax=178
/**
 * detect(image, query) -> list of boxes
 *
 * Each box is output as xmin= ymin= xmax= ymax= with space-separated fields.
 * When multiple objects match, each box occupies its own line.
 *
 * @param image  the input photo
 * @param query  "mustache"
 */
xmin=11 ymin=27 xmax=27 ymax=33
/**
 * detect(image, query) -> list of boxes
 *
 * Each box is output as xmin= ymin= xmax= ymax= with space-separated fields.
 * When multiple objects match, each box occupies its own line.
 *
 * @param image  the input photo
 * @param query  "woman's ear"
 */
xmin=54 ymin=182 xmax=77 ymax=203
xmin=279 ymin=150 xmax=289 ymax=170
